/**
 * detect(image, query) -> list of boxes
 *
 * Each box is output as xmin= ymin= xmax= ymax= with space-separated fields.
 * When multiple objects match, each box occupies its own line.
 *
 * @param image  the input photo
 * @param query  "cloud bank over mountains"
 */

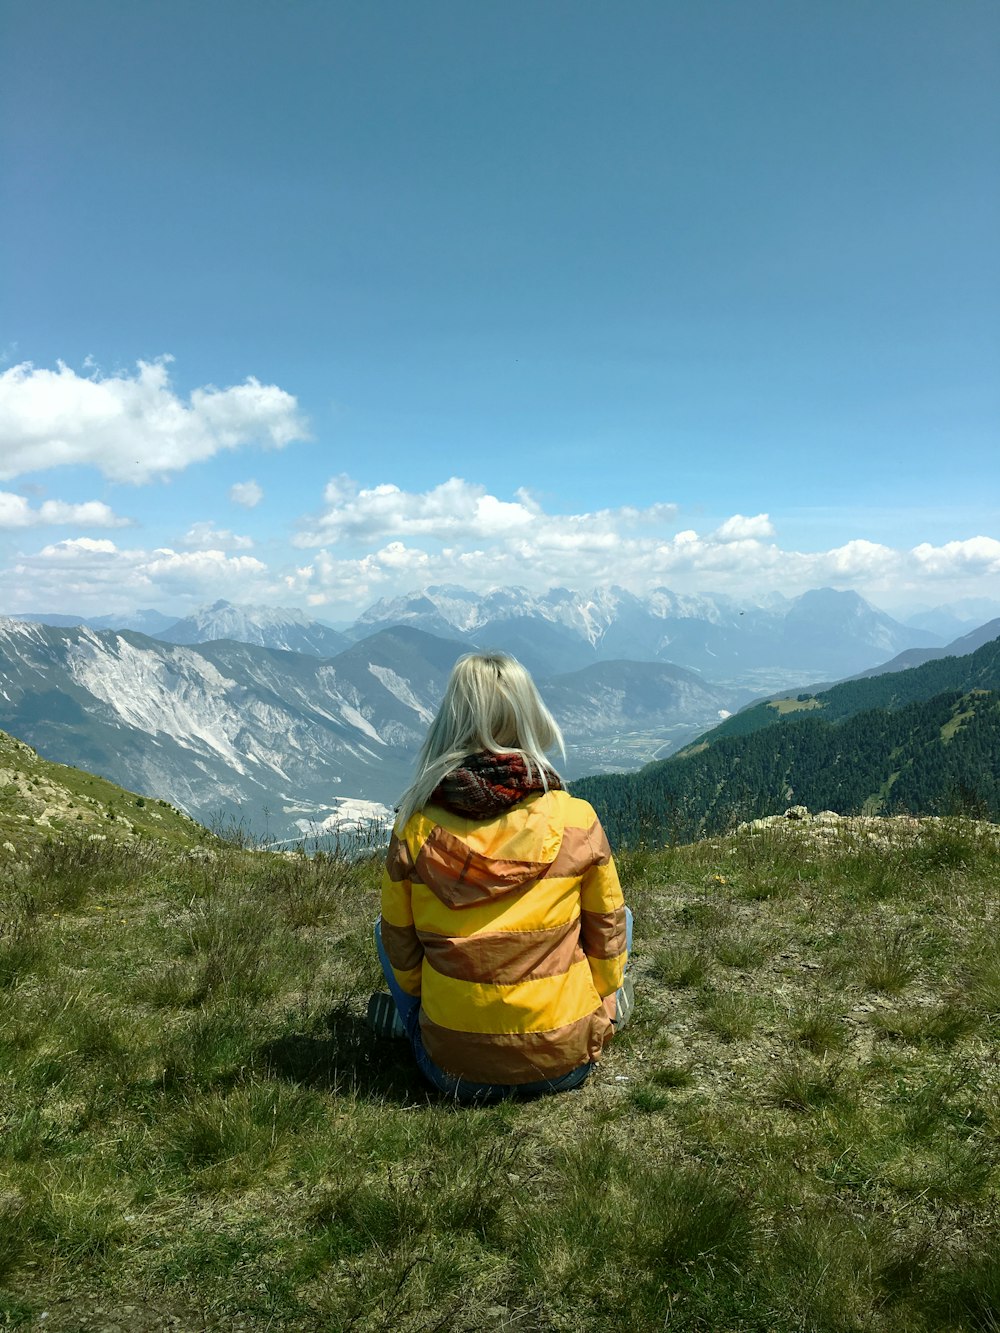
xmin=0 ymin=354 xmax=996 ymax=619
xmin=16 ymin=538 xmax=268 ymax=607
xmin=12 ymin=480 xmax=997 ymax=619
xmin=285 ymin=492 xmax=1000 ymax=613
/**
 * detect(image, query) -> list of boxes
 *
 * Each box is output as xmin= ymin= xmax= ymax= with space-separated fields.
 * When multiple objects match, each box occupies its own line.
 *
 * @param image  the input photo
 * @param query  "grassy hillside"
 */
xmin=2 ymin=810 xmax=999 ymax=1330
xmin=0 ymin=728 xmax=211 ymax=852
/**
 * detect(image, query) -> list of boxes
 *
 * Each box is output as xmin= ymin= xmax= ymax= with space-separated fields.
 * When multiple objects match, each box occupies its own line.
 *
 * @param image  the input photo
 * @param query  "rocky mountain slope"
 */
xmin=0 ymin=620 xmax=454 ymax=841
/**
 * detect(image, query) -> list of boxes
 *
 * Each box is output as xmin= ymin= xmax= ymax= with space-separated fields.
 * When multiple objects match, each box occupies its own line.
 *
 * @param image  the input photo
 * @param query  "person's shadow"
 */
xmin=258 ymin=1001 xmax=435 ymax=1105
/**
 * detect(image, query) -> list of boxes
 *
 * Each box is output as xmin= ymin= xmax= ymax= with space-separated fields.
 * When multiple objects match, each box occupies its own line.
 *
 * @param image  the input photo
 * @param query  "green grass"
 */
xmin=788 ymin=1003 xmax=849 ymax=1054
xmin=698 ymin=988 xmax=762 ymax=1041
xmin=1 ymin=814 xmax=999 ymax=1329
xmin=0 ymin=729 xmax=207 ymax=851
xmin=648 ymin=943 xmax=709 ymax=988
xmin=713 ymin=927 xmax=776 ymax=969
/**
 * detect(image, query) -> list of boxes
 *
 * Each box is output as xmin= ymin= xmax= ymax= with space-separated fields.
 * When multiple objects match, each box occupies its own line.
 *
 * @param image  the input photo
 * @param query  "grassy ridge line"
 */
xmin=0 ymin=728 xmax=208 ymax=851
xmin=2 ymin=816 xmax=999 ymax=1330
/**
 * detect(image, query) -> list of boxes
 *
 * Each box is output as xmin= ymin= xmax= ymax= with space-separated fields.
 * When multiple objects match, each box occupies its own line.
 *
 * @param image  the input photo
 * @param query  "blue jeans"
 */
xmin=373 ymin=907 xmax=633 ymax=1104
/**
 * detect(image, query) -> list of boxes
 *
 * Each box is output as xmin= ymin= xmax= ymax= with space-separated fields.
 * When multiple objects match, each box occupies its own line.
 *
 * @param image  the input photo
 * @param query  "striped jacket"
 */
xmin=380 ymin=788 xmax=627 ymax=1086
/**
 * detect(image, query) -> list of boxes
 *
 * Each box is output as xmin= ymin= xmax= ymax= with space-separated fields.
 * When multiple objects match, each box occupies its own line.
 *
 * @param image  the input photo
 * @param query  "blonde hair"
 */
xmin=395 ymin=652 xmax=565 ymax=827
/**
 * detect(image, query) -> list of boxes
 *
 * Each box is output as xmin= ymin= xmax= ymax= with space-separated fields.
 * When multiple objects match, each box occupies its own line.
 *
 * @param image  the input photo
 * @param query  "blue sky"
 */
xmin=1 ymin=0 xmax=997 ymax=620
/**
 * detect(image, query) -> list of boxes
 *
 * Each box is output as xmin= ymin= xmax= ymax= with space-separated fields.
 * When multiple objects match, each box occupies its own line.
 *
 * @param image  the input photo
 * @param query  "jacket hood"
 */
xmin=412 ymin=794 xmax=564 ymax=909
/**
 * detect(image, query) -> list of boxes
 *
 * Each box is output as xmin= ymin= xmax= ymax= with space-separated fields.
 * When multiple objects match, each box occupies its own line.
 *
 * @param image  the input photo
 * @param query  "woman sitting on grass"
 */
xmin=369 ymin=651 xmax=633 ymax=1102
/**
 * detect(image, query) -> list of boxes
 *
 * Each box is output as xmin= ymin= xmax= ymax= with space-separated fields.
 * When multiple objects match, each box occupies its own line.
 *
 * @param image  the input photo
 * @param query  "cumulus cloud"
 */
xmin=10 ymin=538 xmax=269 ymax=613
xmin=295 ymin=475 xmax=678 ymax=548
xmin=0 ymin=491 xmax=130 ymax=529
xmin=230 ymin=479 xmax=264 ymax=508
xmin=180 ymin=521 xmax=254 ymax=551
xmin=280 ymin=478 xmax=1000 ymax=615
xmin=0 ymin=357 xmax=308 ymax=483
xmin=297 ymin=476 xmax=535 ymax=546
xmin=825 ymin=539 xmax=897 ymax=577
xmin=911 ymin=537 xmax=1000 ymax=577
xmin=712 ymin=513 xmax=775 ymax=542
xmin=143 ymin=548 xmax=267 ymax=590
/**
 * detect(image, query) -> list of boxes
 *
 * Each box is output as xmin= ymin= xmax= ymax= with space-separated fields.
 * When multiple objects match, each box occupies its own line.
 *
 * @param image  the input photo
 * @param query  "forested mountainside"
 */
xmin=574 ymin=687 xmax=1000 ymax=846
xmin=686 ymin=635 xmax=1000 ymax=751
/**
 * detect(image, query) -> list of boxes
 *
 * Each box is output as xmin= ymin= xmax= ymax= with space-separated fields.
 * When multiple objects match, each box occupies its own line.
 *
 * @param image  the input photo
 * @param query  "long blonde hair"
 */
xmin=396 ymin=652 xmax=565 ymax=827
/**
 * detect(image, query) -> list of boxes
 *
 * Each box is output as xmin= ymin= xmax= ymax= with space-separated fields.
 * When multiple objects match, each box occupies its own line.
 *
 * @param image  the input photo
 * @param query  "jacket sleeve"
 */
xmin=579 ymin=819 xmax=628 ymax=999
xmin=380 ymin=829 xmax=424 ymax=998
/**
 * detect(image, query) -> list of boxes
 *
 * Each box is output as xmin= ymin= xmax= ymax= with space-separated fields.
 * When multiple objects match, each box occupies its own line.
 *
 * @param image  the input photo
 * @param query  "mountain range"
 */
xmin=2 ymin=585 xmax=995 ymax=842
xmin=6 ymin=584 xmax=944 ymax=690
xmin=0 ymin=619 xmax=746 ymax=840
xmin=348 ymin=584 xmax=941 ymax=686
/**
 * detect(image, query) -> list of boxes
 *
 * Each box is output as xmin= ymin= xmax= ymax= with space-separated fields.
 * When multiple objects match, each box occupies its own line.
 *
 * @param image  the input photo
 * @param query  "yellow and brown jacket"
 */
xmin=380 ymin=789 xmax=627 ymax=1085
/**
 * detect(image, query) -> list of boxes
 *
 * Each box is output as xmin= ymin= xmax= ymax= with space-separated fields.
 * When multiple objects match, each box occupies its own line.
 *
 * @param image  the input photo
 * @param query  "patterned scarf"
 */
xmin=430 ymin=751 xmax=563 ymax=819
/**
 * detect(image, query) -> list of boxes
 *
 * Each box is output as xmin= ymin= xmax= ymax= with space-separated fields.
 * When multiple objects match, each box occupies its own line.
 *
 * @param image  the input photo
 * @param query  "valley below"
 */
xmin=563 ymin=723 xmax=723 ymax=778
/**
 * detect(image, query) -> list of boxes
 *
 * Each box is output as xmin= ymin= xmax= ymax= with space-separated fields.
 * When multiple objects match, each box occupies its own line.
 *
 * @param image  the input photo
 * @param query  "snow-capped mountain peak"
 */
xmin=349 ymin=583 xmax=942 ymax=681
xmin=155 ymin=601 xmax=350 ymax=658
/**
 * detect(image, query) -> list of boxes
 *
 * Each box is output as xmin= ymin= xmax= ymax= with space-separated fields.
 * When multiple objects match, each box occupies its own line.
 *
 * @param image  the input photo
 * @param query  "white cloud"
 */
xmin=10 ymin=538 xmax=270 ymax=613
xmin=295 ymin=475 xmax=678 ymax=548
xmin=143 ymin=548 xmax=267 ymax=591
xmin=824 ymin=539 xmax=897 ymax=577
xmin=281 ymin=480 xmax=1000 ymax=617
xmin=230 ymin=479 xmax=264 ymax=508
xmin=0 ymin=357 xmax=308 ymax=483
xmin=712 ymin=513 xmax=775 ymax=542
xmin=0 ymin=491 xmax=130 ymax=529
xmin=43 ymin=537 xmax=119 ymax=556
xmin=180 ymin=521 xmax=254 ymax=551
xmin=296 ymin=476 xmax=534 ymax=546
xmin=911 ymin=537 xmax=1000 ymax=577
